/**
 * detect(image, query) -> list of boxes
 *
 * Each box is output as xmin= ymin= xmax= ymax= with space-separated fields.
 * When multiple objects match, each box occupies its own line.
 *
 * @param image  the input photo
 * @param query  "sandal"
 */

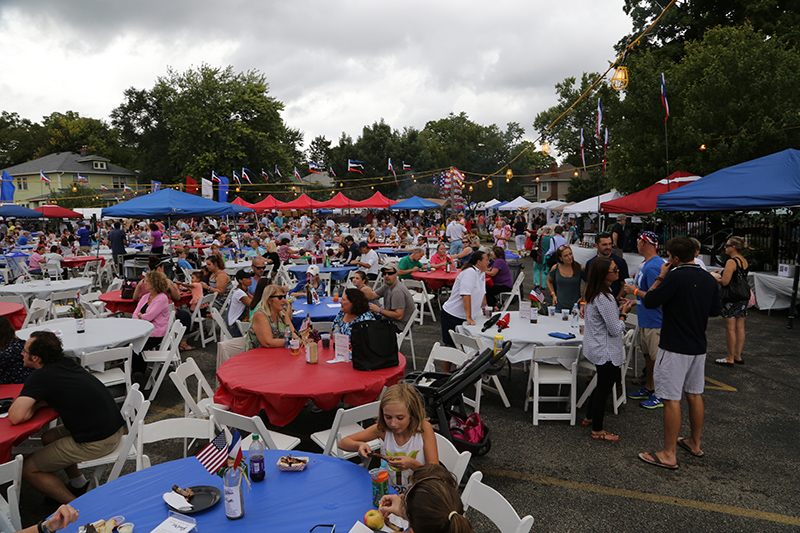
xmin=179 ymin=343 xmax=196 ymax=352
xmin=638 ymin=451 xmax=678 ymax=469
xmin=580 ymin=418 xmax=592 ymax=427
xmin=591 ymin=431 xmax=620 ymax=442
xmin=714 ymin=358 xmax=734 ymax=367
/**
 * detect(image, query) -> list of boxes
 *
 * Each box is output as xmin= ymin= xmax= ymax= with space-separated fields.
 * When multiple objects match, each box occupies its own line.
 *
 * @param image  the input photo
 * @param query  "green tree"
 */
xmin=0 ymin=111 xmax=45 ymax=168
xmin=306 ymin=135 xmax=332 ymax=168
xmin=48 ymin=184 xmax=99 ymax=209
xmin=38 ymin=111 xmax=132 ymax=166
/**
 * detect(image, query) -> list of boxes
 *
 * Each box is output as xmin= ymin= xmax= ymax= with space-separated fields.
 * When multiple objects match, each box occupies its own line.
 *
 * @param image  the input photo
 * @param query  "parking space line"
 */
xmin=482 ymin=467 xmax=799 ymax=526
xmin=705 ymin=376 xmax=737 ymax=391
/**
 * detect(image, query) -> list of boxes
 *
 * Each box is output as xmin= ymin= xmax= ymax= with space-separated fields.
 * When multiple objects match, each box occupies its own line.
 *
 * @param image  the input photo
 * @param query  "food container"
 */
xmin=277 ymin=456 xmax=309 ymax=472
xmin=305 ymin=342 xmax=318 ymax=364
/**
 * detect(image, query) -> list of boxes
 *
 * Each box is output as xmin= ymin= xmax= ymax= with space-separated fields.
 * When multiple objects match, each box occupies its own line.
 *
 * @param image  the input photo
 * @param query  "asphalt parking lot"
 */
xmin=14 ymin=254 xmax=800 ymax=532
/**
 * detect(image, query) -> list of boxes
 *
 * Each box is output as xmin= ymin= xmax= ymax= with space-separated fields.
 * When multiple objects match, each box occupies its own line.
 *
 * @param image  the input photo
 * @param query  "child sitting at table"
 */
xmin=338 ymin=383 xmax=439 ymax=492
xmin=178 ymin=271 xmax=206 ymax=312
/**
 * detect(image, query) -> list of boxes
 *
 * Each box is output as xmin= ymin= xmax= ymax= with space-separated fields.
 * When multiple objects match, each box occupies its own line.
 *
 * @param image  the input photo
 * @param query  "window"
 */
xmin=93 ymin=161 xmax=107 ymax=170
xmin=113 ymin=177 xmax=127 ymax=189
xmin=16 ymin=178 xmax=28 ymax=190
xmin=540 ymin=182 xmax=549 ymax=193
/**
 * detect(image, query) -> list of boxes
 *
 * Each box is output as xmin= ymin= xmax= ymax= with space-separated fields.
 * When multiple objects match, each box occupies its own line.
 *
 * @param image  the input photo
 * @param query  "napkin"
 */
xmin=162 ymin=491 xmax=193 ymax=511
xmin=548 ymin=332 xmax=576 ymax=339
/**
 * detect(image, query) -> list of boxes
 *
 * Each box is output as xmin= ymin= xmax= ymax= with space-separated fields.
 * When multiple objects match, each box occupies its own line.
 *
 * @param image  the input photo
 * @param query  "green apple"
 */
xmin=364 ymin=509 xmax=385 ymax=530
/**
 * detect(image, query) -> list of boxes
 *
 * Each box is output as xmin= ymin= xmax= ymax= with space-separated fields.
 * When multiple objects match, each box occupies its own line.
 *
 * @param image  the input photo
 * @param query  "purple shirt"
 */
xmin=491 ymin=258 xmax=513 ymax=287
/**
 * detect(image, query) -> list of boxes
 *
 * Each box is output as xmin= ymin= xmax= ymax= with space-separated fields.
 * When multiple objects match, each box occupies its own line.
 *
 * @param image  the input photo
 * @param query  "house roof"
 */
xmin=1 ymin=152 xmax=137 ymax=177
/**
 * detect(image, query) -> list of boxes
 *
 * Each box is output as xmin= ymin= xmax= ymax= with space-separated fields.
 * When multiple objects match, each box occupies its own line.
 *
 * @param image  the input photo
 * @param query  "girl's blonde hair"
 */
xmin=377 ymin=383 xmax=426 ymax=434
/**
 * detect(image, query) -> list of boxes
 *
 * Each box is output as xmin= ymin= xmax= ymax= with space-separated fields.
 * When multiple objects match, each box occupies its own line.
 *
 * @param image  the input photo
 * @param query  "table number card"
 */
xmin=519 ymin=301 xmax=531 ymax=321
xmin=334 ymin=333 xmax=350 ymax=361
xmin=149 ymin=512 xmax=197 ymax=533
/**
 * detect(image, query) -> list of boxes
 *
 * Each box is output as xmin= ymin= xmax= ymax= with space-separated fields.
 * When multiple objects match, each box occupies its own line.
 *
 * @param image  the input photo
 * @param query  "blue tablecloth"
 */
xmin=290 ymin=296 xmax=341 ymax=328
xmin=66 ymin=451 xmax=376 ymax=533
xmin=506 ymin=251 xmax=519 ymax=259
xmin=288 ymin=265 xmax=357 ymax=281
xmin=375 ymin=248 xmax=412 ymax=257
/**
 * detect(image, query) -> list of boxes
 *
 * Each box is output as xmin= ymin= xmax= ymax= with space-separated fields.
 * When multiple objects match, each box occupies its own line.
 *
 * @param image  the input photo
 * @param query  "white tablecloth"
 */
xmin=749 ymin=271 xmax=797 ymax=311
xmin=459 ymin=311 xmax=583 ymax=364
xmin=17 ymin=318 xmax=154 ymax=358
xmin=0 ymin=278 xmax=93 ymax=301
xmin=224 ymin=260 xmax=253 ymax=275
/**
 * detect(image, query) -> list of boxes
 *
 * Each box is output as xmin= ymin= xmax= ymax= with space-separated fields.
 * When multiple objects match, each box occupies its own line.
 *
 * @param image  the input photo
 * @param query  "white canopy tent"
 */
xmin=529 ymin=199 xmax=566 ymax=211
xmin=498 ymin=196 xmax=534 ymax=211
xmin=562 ymin=190 xmax=623 ymax=214
xmin=483 ymin=199 xmax=502 ymax=209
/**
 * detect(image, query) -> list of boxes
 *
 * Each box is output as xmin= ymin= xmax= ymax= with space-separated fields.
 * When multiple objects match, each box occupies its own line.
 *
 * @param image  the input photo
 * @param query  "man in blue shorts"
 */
xmin=637 ymin=236 xmax=720 ymax=469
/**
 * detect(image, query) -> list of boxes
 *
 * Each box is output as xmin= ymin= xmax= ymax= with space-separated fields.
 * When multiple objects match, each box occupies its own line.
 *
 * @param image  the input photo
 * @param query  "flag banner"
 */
xmin=580 ymin=129 xmax=586 ymax=169
xmin=201 ymin=178 xmax=213 ymax=199
xmin=440 ymin=168 xmax=465 ymax=209
xmin=388 ymin=158 xmax=397 ymax=184
xmin=227 ymin=429 xmax=243 ymax=470
xmin=660 ymin=73 xmax=670 ymax=124
xmin=151 ymin=180 xmax=161 ymax=192
xmin=1 ymin=170 xmax=15 ymax=202
xmin=218 ymin=176 xmax=229 ymax=203
xmin=596 ymin=98 xmax=603 ymax=140
xmin=100 ymin=184 xmax=109 ymax=191
xmin=347 ymin=159 xmax=364 ymax=174
xmin=261 ymin=168 xmax=269 ymax=182
xmin=77 ymin=173 xmax=89 ymax=183
xmin=123 ymin=184 xmax=135 ymax=198
xmin=294 ymin=167 xmax=305 ymax=183
xmin=211 ymin=171 xmax=222 ymax=183
xmin=241 ymin=168 xmax=253 ymax=184
xmin=40 ymin=170 xmax=52 ymax=185
xmin=529 ymin=287 xmax=545 ymax=303
xmin=274 ymin=165 xmax=283 ymax=179
xmin=186 ymin=176 xmax=198 ymax=194
xmin=232 ymin=171 xmax=241 ymax=185
xmin=602 ymin=128 xmax=609 ymax=174
xmin=308 ymin=162 xmax=324 ymax=174
xmin=196 ymin=431 xmax=228 ymax=474
xmin=403 ymin=162 xmax=412 ymax=171
xmin=329 ymin=166 xmax=337 ymax=178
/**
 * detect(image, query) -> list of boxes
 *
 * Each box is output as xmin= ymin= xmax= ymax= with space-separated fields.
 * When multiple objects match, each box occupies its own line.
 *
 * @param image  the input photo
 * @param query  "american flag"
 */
xmin=440 ymin=168 xmax=465 ymax=209
xmin=196 ymin=431 xmax=228 ymax=474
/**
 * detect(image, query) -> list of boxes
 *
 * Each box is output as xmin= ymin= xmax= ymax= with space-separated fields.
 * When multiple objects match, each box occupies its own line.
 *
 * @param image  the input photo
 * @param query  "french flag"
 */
xmin=232 ymin=171 xmax=241 ymax=185
xmin=388 ymin=158 xmax=397 ymax=184
xmin=227 ymin=429 xmax=243 ymax=470
xmin=77 ymin=173 xmax=89 ymax=183
xmin=274 ymin=165 xmax=283 ymax=179
xmin=261 ymin=168 xmax=269 ymax=182
xmin=348 ymin=159 xmax=364 ymax=174
xmin=211 ymin=171 xmax=222 ymax=183
xmin=100 ymin=184 xmax=109 ymax=191
xmin=580 ymin=129 xmax=586 ymax=169
xmin=596 ymin=98 xmax=603 ymax=140
xmin=602 ymin=128 xmax=609 ymax=174
xmin=241 ymin=168 xmax=253 ymax=184
xmin=294 ymin=167 xmax=305 ymax=183
xmin=308 ymin=162 xmax=323 ymax=174
xmin=329 ymin=166 xmax=337 ymax=178
xmin=40 ymin=170 xmax=51 ymax=184
xmin=660 ymin=73 xmax=670 ymax=124
xmin=403 ymin=162 xmax=412 ymax=171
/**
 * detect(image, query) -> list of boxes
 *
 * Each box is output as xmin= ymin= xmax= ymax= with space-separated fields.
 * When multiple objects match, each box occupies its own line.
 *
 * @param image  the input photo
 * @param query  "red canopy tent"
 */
xmin=315 ymin=192 xmax=354 ymax=209
xmin=251 ymin=195 xmax=286 ymax=211
xmin=600 ymin=171 xmax=701 ymax=214
xmin=34 ymin=205 xmax=84 ymax=218
xmin=279 ymin=193 xmax=315 ymax=210
xmin=231 ymin=197 xmax=255 ymax=208
xmin=352 ymin=192 xmax=397 ymax=209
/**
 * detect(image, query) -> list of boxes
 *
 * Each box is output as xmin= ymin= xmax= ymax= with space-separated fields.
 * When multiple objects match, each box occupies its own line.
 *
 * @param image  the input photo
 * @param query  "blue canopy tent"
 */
xmin=102 ymin=188 xmax=253 ymax=218
xmin=0 ymin=204 xmax=44 ymax=218
xmin=657 ymin=149 xmax=800 ymax=211
xmin=389 ymin=196 xmax=441 ymax=210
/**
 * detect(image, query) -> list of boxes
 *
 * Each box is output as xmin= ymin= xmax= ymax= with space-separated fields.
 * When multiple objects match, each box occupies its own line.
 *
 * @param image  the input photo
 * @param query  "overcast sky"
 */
xmin=0 ymin=0 xmax=631 ymax=150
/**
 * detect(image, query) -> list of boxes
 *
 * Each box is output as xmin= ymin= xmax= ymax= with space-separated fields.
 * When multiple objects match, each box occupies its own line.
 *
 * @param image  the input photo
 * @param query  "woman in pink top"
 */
xmin=28 ymin=244 xmax=46 ymax=274
xmin=131 ymin=270 xmax=171 ymax=376
xmin=429 ymin=244 xmax=453 ymax=271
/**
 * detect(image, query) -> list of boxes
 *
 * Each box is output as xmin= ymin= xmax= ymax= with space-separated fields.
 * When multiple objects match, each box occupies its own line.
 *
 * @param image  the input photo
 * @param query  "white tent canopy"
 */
xmin=483 ymin=199 xmax=502 ymax=208
xmin=498 ymin=196 xmax=534 ymax=211
xmin=562 ymin=190 xmax=623 ymax=214
xmin=529 ymin=200 xmax=566 ymax=211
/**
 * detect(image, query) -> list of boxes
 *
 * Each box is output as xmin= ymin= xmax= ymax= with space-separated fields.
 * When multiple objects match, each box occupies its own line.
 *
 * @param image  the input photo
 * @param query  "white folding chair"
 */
xmin=318 ymin=272 xmax=332 ymax=296
xmin=187 ymin=293 xmax=217 ymax=347
xmin=576 ymin=328 xmax=636 ymax=415
xmin=461 ymin=471 xmax=534 ymax=533
xmin=309 ymin=321 xmax=333 ymax=332
xmin=499 ymin=272 xmax=525 ymax=312
xmin=209 ymin=406 xmax=300 ymax=451
xmin=524 ymin=345 xmax=582 ymax=425
xmin=310 ymin=400 xmax=382 ymax=465
xmin=21 ymin=305 xmax=49 ymax=329
xmin=210 ymin=307 xmax=234 ymax=343
xmin=108 ymin=278 xmax=123 ymax=292
xmin=0 ymin=454 xmax=23 ymax=532
xmin=141 ymin=321 xmax=186 ymax=401
xmin=396 ymin=307 xmax=418 ymax=370
xmin=45 ymin=260 xmax=63 ymax=280
xmin=136 ymin=417 xmax=216 ymax=470
xmin=48 ymin=289 xmax=80 ymax=319
xmin=450 ymin=331 xmax=511 ymax=409
xmin=170 ymin=357 xmax=229 ymax=419
xmin=80 ymin=345 xmax=133 ymax=403
xmin=78 ymin=384 xmax=150 ymax=488
xmin=402 ymin=279 xmax=436 ymax=325
xmin=435 ymin=432 xmax=471 ymax=486
xmin=274 ymin=265 xmax=292 ymax=287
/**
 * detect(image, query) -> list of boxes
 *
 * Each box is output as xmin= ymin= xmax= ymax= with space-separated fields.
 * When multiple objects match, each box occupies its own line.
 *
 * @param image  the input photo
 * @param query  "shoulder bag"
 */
xmin=350 ymin=319 xmax=399 ymax=371
xmin=720 ymin=258 xmax=750 ymax=303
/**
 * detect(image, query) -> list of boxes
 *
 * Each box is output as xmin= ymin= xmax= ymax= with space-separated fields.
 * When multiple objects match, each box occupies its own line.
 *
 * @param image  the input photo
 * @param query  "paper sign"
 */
xmin=149 ymin=514 xmax=196 ymax=533
xmin=519 ymin=301 xmax=531 ymax=320
xmin=335 ymin=333 xmax=349 ymax=361
xmin=327 ymin=304 xmax=341 ymax=308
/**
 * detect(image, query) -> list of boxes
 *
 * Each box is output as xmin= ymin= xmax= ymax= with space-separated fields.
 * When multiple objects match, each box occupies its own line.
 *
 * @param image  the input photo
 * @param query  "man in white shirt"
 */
xmin=351 ymin=241 xmax=380 ymax=279
xmin=300 ymin=214 xmax=310 ymax=229
xmin=446 ymin=217 xmax=466 ymax=254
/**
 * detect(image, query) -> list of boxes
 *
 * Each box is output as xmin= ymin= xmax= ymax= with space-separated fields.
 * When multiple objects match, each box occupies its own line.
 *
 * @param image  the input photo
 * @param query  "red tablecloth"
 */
xmin=0 ymin=302 xmax=26 ymax=330
xmin=61 ymin=256 xmax=106 ymax=269
xmin=98 ymin=289 xmax=192 ymax=314
xmin=214 ymin=347 xmax=406 ymax=426
xmin=0 ymin=384 xmax=59 ymax=463
xmin=187 ymin=244 xmax=211 ymax=250
xmin=411 ymin=269 xmax=491 ymax=291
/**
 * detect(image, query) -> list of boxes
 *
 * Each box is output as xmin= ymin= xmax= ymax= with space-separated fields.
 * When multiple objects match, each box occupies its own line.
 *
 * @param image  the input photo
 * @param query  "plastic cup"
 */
xmin=625 ymin=278 xmax=634 ymax=286
xmin=118 ymin=524 xmax=134 ymax=533
xmin=562 ymin=309 xmax=569 ymax=321
xmin=321 ymin=333 xmax=330 ymax=349
xmin=548 ymin=306 xmax=556 ymax=317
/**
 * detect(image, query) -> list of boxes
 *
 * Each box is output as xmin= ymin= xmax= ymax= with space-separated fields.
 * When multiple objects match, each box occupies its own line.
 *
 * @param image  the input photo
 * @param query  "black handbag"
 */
xmin=120 ymin=280 xmax=136 ymax=299
xmin=720 ymin=258 xmax=750 ymax=303
xmin=350 ymin=319 xmax=399 ymax=371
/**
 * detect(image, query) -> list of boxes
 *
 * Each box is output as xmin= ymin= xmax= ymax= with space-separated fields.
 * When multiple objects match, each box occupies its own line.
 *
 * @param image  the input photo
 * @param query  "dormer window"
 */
xmin=93 ymin=161 xmax=107 ymax=170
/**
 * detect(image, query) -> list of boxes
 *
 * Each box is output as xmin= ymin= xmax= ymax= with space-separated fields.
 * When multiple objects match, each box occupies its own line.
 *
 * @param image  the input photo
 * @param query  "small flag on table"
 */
xmin=196 ymin=431 xmax=228 ymax=474
xmin=529 ymin=287 xmax=545 ymax=304
xmin=227 ymin=429 xmax=243 ymax=470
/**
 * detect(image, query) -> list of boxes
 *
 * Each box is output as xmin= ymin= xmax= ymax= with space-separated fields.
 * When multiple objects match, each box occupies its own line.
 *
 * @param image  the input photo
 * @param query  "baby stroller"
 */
xmin=405 ymin=341 xmax=511 ymax=457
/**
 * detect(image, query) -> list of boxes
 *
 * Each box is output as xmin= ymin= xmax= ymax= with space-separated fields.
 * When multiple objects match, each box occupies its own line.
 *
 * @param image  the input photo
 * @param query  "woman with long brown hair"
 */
xmin=546 ymin=245 xmax=583 ymax=311
xmin=713 ymin=236 xmax=749 ymax=365
xmin=580 ymin=257 xmax=633 ymax=441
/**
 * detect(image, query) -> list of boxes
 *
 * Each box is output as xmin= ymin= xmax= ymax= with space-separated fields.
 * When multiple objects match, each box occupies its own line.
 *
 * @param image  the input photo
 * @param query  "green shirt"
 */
xmin=398 ymin=255 xmax=423 ymax=280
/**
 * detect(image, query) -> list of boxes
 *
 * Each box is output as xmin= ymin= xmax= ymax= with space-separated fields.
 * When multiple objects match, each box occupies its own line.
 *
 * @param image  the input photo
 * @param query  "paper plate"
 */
xmin=164 ymin=485 xmax=221 ymax=514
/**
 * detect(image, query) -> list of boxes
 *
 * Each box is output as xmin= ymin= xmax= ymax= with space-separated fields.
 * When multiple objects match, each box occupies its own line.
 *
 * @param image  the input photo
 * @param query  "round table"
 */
xmin=411 ymin=269 xmax=461 ymax=291
xmin=0 ymin=384 xmax=58 ymax=463
xmin=0 ymin=302 xmax=26 ymax=330
xmin=67 ymin=451 xmax=383 ymax=533
xmin=224 ymin=259 xmax=253 ymax=275
xmin=459 ymin=310 xmax=584 ymax=364
xmin=215 ymin=347 xmax=406 ymax=426
xmin=16 ymin=318 xmax=154 ymax=359
xmin=61 ymin=256 xmax=106 ymax=269
xmin=0 ymin=278 xmax=92 ymax=301
xmin=287 ymin=264 xmax=357 ymax=281
xmin=290 ymin=296 xmax=341 ymax=328
xmin=98 ymin=289 xmax=193 ymax=315
xmin=375 ymin=248 xmax=413 ymax=257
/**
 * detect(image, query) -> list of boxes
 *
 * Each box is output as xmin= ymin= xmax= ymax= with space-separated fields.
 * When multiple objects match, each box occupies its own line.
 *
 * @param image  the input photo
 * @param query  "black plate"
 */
xmin=166 ymin=485 xmax=221 ymax=514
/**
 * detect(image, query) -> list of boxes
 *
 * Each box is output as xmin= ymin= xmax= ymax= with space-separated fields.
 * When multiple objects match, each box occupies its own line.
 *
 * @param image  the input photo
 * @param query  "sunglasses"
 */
xmin=609 ymin=267 xmax=619 ymax=273
xmin=723 ymin=243 xmax=733 ymax=248
xmin=253 ymin=266 xmax=265 ymax=270
xmin=382 ymin=271 xmax=397 ymax=276
xmin=270 ymin=294 xmax=286 ymax=300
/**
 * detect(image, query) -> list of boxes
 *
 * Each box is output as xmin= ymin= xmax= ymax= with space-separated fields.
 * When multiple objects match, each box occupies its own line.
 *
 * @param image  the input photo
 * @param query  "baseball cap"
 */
xmin=639 ymin=231 xmax=658 ymax=246
xmin=381 ymin=261 xmax=399 ymax=274
xmin=306 ymin=264 xmax=320 ymax=277
xmin=235 ymin=269 xmax=254 ymax=280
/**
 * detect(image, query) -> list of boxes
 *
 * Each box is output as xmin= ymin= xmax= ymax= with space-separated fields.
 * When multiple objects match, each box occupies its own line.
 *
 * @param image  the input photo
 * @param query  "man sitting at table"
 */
xmin=398 ymin=248 xmax=426 ymax=280
xmin=351 ymin=242 xmax=380 ymax=280
xmin=363 ymin=263 xmax=416 ymax=333
xmin=8 ymin=331 xmax=125 ymax=504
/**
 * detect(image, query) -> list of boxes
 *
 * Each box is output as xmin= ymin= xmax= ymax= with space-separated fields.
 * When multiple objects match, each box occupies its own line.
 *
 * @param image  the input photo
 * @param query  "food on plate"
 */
xmin=172 ymin=485 xmax=195 ymax=502
xmin=278 ymin=455 xmax=308 ymax=467
xmin=82 ymin=518 xmax=117 ymax=533
xmin=364 ymin=509 xmax=385 ymax=530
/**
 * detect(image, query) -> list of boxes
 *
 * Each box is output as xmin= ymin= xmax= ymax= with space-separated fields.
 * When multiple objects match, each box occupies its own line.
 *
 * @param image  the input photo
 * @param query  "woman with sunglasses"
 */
xmin=713 ymin=236 xmax=749 ymax=365
xmin=580 ymin=257 xmax=633 ymax=441
xmin=246 ymin=284 xmax=296 ymax=350
xmin=546 ymin=245 xmax=583 ymax=311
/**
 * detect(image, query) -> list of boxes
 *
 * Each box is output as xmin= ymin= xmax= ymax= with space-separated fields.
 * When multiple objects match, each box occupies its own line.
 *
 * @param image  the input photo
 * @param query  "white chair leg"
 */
xmin=489 ymin=375 xmax=511 ymax=408
xmin=576 ymin=373 xmax=597 ymax=409
xmin=427 ymin=297 xmax=436 ymax=323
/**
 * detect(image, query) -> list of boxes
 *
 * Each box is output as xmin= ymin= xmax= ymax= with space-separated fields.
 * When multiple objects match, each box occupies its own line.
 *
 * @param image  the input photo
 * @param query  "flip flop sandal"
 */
xmin=714 ymin=358 xmax=734 ymax=367
xmin=581 ymin=418 xmax=592 ymax=427
xmin=591 ymin=431 xmax=620 ymax=442
xmin=734 ymin=359 xmax=745 ymax=365
xmin=638 ymin=451 xmax=678 ymax=469
xmin=677 ymin=437 xmax=704 ymax=457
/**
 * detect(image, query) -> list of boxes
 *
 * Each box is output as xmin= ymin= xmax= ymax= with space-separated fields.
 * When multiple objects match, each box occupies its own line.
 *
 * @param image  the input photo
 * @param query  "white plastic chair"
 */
xmin=318 ymin=272 xmax=332 ymax=296
xmin=170 ymin=357 xmax=229 ymax=419
xmin=499 ymin=272 xmax=525 ymax=312
xmin=402 ymin=279 xmax=436 ymax=325
xmin=461 ymin=471 xmax=534 ymax=533
xmin=187 ymin=293 xmax=217 ymax=347
xmin=524 ymin=345 xmax=582 ymax=425
xmin=80 ymin=345 xmax=133 ymax=403
xmin=209 ymin=406 xmax=300 ymax=451
xmin=450 ymin=331 xmax=511 ymax=409
xmin=577 ymin=328 xmax=636 ymax=415
xmin=396 ymin=307 xmax=418 ymax=370
xmin=0 ymin=454 xmax=22 ymax=532
xmin=435 ymin=432 xmax=471 ymax=486
xmin=210 ymin=307 xmax=234 ymax=343
xmin=108 ymin=278 xmax=123 ymax=292
xmin=136 ymin=417 xmax=215 ymax=470
xmin=141 ymin=321 xmax=186 ymax=401
xmin=21 ymin=305 xmax=49 ymax=329
xmin=78 ymin=384 xmax=150 ymax=489
xmin=310 ymin=400 xmax=382 ymax=465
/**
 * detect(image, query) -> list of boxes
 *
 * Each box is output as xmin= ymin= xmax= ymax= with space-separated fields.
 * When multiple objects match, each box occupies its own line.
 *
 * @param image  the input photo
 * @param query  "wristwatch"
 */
xmin=38 ymin=520 xmax=53 ymax=533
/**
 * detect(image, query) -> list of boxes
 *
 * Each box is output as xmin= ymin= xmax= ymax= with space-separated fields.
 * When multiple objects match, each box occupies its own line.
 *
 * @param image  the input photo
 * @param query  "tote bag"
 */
xmin=350 ymin=319 xmax=399 ymax=371
xmin=720 ymin=258 xmax=750 ymax=303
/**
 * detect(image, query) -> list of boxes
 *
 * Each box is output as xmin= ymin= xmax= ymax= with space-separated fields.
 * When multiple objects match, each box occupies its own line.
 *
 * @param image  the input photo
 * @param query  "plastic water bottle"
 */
xmin=249 ymin=434 xmax=265 ymax=482
xmin=570 ymin=303 xmax=580 ymax=329
xmin=284 ymin=325 xmax=292 ymax=349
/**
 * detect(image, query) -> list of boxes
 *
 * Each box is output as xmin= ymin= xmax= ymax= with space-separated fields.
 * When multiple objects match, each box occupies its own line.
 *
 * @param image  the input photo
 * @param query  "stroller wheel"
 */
xmin=474 ymin=438 xmax=492 ymax=457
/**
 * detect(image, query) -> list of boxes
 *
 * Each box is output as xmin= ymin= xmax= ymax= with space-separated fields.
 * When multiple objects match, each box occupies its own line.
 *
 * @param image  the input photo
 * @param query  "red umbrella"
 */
xmin=34 ymin=204 xmax=84 ymax=219
xmin=600 ymin=171 xmax=700 ymax=214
